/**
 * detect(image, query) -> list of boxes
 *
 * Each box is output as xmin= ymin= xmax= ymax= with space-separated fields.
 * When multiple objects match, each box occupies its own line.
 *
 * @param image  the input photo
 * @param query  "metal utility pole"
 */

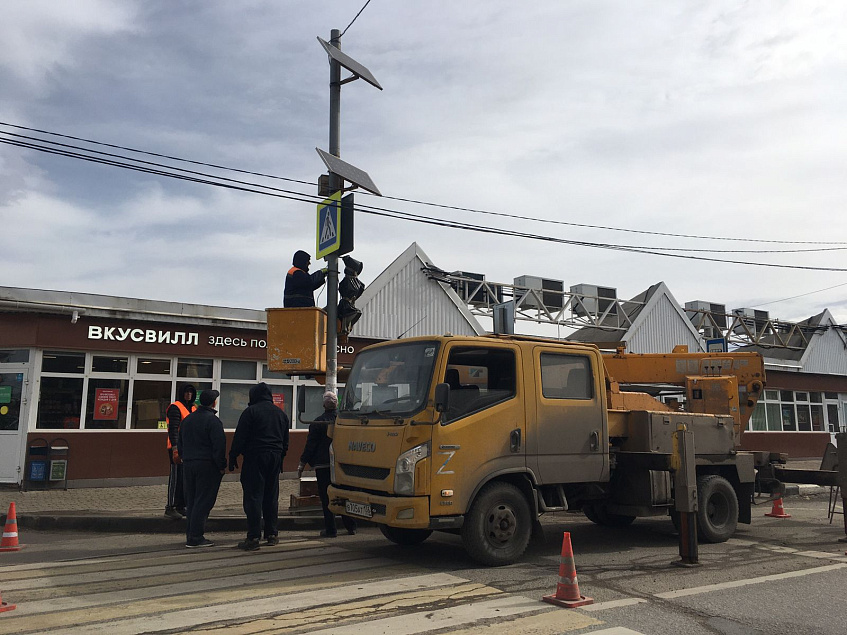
xmin=316 ymin=30 xmax=381 ymax=396
xmin=325 ymin=28 xmax=342 ymax=396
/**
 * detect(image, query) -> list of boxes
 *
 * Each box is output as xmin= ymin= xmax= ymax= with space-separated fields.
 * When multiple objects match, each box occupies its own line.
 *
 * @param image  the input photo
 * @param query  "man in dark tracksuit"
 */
xmin=283 ymin=250 xmax=327 ymax=307
xmin=166 ymin=384 xmax=197 ymax=519
xmin=298 ymin=391 xmax=356 ymax=537
xmin=229 ymin=382 xmax=290 ymax=551
xmin=178 ymin=389 xmax=226 ymax=548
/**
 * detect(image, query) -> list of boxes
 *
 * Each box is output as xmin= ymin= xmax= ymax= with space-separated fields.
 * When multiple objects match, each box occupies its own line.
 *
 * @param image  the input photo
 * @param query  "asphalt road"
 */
xmin=1 ymin=494 xmax=845 ymax=634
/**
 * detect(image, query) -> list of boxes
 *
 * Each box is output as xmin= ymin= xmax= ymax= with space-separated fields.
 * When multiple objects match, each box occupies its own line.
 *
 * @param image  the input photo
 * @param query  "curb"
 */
xmin=783 ymin=484 xmax=829 ymax=498
xmin=13 ymin=513 xmax=328 ymax=534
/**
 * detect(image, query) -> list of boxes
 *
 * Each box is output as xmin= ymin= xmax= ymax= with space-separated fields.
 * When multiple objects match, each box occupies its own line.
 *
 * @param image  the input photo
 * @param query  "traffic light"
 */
xmin=338 ymin=255 xmax=364 ymax=341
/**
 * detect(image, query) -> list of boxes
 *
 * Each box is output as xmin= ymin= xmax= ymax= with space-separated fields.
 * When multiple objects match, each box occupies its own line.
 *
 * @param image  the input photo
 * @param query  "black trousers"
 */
xmin=167 ymin=448 xmax=185 ymax=511
xmin=183 ymin=460 xmax=222 ymax=541
xmin=316 ymin=467 xmax=356 ymax=535
xmin=240 ymin=451 xmax=283 ymax=540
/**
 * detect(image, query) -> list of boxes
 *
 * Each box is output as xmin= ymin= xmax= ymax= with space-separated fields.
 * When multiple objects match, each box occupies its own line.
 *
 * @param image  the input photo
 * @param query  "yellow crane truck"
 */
xmin=327 ymin=334 xmax=766 ymax=565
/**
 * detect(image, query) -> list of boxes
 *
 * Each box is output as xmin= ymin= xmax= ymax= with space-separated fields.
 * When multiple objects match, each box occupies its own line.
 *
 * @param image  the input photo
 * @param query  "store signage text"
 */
xmin=88 ymin=325 xmax=356 ymax=354
xmin=89 ymin=326 xmax=199 ymax=345
xmin=209 ymin=336 xmax=266 ymax=348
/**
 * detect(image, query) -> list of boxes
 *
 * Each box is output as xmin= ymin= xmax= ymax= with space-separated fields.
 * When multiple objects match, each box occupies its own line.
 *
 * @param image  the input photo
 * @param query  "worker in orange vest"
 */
xmin=283 ymin=250 xmax=327 ymax=308
xmin=165 ymin=384 xmax=197 ymax=519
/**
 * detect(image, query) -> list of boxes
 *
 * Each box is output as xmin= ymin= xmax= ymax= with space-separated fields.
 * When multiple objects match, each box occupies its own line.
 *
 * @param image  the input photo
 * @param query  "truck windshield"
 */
xmin=340 ymin=341 xmax=439 ymax=417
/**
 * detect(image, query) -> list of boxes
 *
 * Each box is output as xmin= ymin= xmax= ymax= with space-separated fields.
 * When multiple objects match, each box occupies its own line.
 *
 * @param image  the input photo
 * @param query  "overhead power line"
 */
xmin=3 ymin=130 xmax=847 ymax=272
xmin=341 ymin=0 xmax=374 ymax=37
xmin=2 ymin=120 xmax=844 ymax=247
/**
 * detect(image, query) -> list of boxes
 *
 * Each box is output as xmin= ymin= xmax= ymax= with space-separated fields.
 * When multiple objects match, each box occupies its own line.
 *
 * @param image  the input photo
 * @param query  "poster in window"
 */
xmin=94 ymin=388 xmax=120 ymax=420
xmin=272 ymin=394 xmax=285 ymax=410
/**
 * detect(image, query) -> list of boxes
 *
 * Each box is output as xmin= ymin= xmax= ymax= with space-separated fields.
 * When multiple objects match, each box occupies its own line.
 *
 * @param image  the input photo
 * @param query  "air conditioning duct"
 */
xmin=570 ymin=284 xmax=617 ymax=317
xmin=513 ymin=276 xmax=564 ymax=310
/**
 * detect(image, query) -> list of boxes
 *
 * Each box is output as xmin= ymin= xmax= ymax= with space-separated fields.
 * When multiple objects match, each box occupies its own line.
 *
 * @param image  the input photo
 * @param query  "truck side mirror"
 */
xmin=434 ymin=382 xmax=450 ymax=413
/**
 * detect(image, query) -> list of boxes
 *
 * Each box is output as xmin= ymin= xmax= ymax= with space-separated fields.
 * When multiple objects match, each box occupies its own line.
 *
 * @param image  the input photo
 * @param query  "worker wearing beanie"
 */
xmin=229 ymin=382 xmax=290 ymax=551
xmin=178 ymin=389 xmax=226 ymax=548
xmin=298 ymin=391 xmax=356 ymax=538
xmin=283 ymin=250 xmax=328 ymax=307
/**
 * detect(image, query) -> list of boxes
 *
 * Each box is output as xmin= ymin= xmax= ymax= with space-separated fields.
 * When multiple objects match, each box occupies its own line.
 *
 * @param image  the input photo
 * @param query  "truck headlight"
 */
xmin=394 ymin=442 xmax=429 ymax=496
xmin=329 ymin=442 xmax=336 ymax=483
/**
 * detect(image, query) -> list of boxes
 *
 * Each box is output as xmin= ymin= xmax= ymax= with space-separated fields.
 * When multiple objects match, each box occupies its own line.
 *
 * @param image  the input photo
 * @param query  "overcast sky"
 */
xmin=2 ymin=1 xmax=846 ymax=328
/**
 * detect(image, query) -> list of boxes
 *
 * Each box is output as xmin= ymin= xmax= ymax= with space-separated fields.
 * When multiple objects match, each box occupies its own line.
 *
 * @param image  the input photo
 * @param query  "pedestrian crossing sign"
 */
xmin=316 ymin=191 xmax=342 ymax=259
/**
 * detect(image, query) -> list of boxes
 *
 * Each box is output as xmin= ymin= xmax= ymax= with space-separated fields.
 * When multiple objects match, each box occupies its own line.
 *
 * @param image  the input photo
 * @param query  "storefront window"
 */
xmin=222 ymin=361 xmax=257 ymax=380
xmin=827 ymin=404 xmax=840 ymax=433
xmin=261 ymin=364 xmax=292 ymax=380
xmin=178 ymin=358 xmax=213 ymax=379
xmin=86 ymin=379 xmax=129 ymax=429
xmin=766 ymin=403 xmax=782 ymax=431
xmin=219 ymin=383 xmax=251 ymax=429
xmin=218 ymin=383 xmax=292 ymax=429
xmin=42 ymin=351 xmax=85 ymax=374
xmin=37 ymin=377 xmax=83 ymax=429
xmin=0 ymin=349 xmax=29 ymax=364
xmin=92 ymin=356 xmax=129 ymax=374
xmin=132 ymin=380 xmax=171 ymax=429
xmin=810 ymin=404 xmax=824 ymax=431
xmin=298 ymin=385 xmax=342 ymax=425
xmin=269 ymin=385 xmax=293 ymax=425
xmin=137 ymin=358 xmax=170 ymax=374
xmin=750 ymin=402 xmax=767 ymax=431
xmin=796 ymin=404 xmax=811 ymax=431
xmin=781 ymin=404 xmax=796 ymax=431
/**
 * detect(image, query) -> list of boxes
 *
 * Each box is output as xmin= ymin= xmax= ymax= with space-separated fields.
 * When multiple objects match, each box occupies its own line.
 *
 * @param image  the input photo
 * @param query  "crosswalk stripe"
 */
xmin=192 ymin=581 xmax=504 ymax=635
xmin=0 ymin=538 xmax=317 ymax=581
xmin=305 ymin=595 xmax=551 ymax=635
xmin=444 ymin=608 xmax=601 ymax=635
xmin=7 ymin=556 xmax=399 ymax=620
xmin=1 ymin=544 xmax=348 ymax=592
xmin=655 ymin=562 xmax=847 ymax=599
xmin=38 ymin=572 xmax=470 ymax=635
xmin=581 ymin=598 xmax=649 ymax=612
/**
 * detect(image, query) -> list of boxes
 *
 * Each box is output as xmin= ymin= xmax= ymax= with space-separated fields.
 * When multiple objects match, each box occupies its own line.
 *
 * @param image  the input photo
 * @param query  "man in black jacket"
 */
xmin=283 ymin=250 xmax=327 ymax=308
xmin=165 ymin=384 xmax=197 ymax=519
xmin=229 ymin=382 xmax=290 ymax=551
xmin=298 ymin=391 xmax=356 ymax=537
xmin=178 ymin=389 xmax=226 ymax=548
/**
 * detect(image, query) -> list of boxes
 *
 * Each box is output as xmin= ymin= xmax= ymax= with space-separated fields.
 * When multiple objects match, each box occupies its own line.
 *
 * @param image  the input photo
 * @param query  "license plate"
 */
xmin=345 ymin=500 xmax=372 ymax=518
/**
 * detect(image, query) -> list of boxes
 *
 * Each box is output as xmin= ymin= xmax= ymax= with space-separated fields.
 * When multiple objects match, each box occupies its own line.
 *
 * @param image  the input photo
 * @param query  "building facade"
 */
xmin=0 ymin=286 xmax=375 ymax=486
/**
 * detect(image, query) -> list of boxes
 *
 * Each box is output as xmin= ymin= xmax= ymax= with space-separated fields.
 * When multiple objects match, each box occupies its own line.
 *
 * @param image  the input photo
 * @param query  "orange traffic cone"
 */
xmin=765 ymin=497 xmax=791 ymax=519
xmin=0 ymin=502 xmax=24 ymax=552
xmin=542 ymin=532 xmax=593 ymax=608
xmin=0 ymin=590 xmax=15 ymax=613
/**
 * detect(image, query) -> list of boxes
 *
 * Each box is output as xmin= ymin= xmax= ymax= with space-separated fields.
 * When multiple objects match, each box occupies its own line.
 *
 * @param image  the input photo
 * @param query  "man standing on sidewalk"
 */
xmin=298 ymin=391 xmax=356 ymax=538
xmin=229 ymin=382 xmax=289 ymax=551
xmin=178 ymin=389 xmax=226 ymax=548
xmin=166 ymin=384 xmax=197 ymax=519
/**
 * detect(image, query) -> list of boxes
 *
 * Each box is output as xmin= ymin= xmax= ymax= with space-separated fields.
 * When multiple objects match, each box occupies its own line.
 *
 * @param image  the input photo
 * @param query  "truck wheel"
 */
xmin=584 ymin=503 xmax=636 ymax=527
xmin=697 ymin=474 xmax=738 ymax=543
xmin=379 ymin=525 xmax=432 ymax=546
xmin=462 ymin=482 xmax=531 ymax=566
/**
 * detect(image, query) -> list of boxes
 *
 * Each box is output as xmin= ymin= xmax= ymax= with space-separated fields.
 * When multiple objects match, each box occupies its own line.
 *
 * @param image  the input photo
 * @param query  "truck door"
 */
xmin=528 ymin=347 xmax=608 ymax=484
xmin=430 ymin=344 xmax=524 ymax=517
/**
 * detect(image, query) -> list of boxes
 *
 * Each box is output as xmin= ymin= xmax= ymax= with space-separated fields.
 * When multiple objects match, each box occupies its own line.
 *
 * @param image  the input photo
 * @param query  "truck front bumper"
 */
xmin=328 ymin=485 xmax=431 ymax=529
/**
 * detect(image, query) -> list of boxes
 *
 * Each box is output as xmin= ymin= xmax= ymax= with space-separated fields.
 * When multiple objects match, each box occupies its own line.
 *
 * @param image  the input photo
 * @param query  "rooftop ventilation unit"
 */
xmin=684 ymin=300 xmax=727 ymax=338
xmin=570 ymin=284 xmax=617 ymax=318
xmin=732 ymin=308 xmax=770 ymax=335
xmin=452 ymin=271 xmax=502 ymax=306
xmin=513 ymin=276 xmax=564 ymax=310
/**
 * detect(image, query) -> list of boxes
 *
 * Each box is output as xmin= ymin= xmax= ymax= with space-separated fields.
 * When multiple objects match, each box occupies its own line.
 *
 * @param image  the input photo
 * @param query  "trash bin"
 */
xmin=23 ymin=437 xmax=69 ymax=491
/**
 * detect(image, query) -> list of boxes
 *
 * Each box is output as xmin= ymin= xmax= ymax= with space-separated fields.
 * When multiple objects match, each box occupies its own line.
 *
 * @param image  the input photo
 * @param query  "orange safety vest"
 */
xmin=166 ymin=401 xmax=196 ymax=449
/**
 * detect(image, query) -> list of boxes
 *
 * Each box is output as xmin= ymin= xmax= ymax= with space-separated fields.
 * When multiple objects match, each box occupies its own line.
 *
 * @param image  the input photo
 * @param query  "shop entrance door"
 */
xmin=0 ymin=370 xmax=28 ymax=484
